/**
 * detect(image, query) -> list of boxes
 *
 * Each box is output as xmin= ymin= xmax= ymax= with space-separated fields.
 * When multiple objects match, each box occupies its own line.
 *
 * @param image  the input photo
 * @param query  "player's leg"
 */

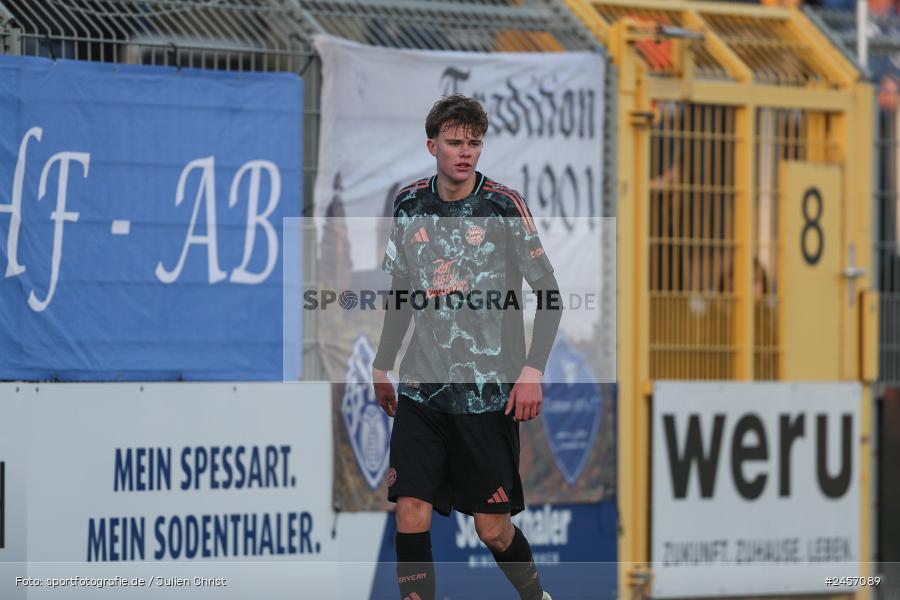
xmin=396 ymin=496 xmax=433 ymax=532
xmin=388 ymin=394 xmax=451 ymax=600
xmin=449 ymin=409 xmax=548 ymax=599
xmin=474 ymin=511 xmax=546 ymax=600
xmin=395 ymin=496 xmax=435 ymax=600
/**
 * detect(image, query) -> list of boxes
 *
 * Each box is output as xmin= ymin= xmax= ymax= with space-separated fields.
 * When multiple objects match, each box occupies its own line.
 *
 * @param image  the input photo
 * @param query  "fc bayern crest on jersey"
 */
xmin=465 ymin=225 xmax=485 ymax=245
xmin=342 ymin=335 xmax=394 ymax=490
xmin=541 ymin=335 xmax=604 ymax=485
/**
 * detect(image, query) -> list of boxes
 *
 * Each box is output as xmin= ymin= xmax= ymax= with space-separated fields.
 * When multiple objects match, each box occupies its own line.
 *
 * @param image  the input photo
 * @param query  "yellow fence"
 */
xmin=564 ymin=1 xmax=875 ymax=598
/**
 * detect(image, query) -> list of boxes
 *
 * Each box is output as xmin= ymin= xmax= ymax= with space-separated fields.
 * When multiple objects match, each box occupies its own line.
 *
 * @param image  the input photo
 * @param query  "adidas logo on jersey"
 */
xmin=411 ymin=227 xmax=429 ymax=244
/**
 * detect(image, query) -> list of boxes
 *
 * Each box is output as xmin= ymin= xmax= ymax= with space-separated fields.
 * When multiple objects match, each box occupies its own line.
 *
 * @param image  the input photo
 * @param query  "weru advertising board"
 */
xmin=0 ymin=56 xmax=302 ymax=381
xmin=0 ymin=383 xmax=382 ymax=599
xmin=652 ymin=382 xmax=862 ymax=597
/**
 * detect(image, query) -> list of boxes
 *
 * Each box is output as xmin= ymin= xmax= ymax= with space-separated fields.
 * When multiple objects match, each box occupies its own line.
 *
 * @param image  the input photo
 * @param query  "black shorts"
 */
xmin=387 ymin=394 xmax=524 ymax=517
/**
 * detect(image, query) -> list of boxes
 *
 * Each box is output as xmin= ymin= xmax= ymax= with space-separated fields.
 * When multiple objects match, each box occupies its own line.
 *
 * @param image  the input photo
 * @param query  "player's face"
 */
xmin=427 ymin=124 xmax=483 ymax=185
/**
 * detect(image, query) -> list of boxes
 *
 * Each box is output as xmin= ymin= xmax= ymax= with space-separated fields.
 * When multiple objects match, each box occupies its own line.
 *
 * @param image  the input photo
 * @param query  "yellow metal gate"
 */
xmin=565 ymin=1 xmax=875 ymax=598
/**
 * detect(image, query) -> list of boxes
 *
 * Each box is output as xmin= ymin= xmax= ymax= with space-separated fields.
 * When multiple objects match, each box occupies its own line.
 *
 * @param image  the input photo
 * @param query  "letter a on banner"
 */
xmin=155 ymin=156 xmax=226 ymax=285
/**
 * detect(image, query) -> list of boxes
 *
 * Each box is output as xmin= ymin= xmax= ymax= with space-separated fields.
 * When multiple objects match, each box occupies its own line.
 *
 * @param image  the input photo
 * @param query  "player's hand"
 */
xmin=506 ymin=366 xmax=543 ymax=421
xmin=372 ymin=368 xmax=397 ymax=417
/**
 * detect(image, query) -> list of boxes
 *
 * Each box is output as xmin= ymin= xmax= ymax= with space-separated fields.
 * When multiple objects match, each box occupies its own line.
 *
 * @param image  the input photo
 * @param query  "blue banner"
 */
xmin=370 ymin=501 xmax=618 ymax=599
xmin=542 ymin=336 xmax=606 ymax=485
xmin=0 ymin=56 xmax=302 ymax=380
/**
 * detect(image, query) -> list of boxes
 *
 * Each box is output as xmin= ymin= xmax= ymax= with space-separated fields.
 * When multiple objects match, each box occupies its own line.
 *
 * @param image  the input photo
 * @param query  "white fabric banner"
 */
xmin=312 ymin=34 xmax=612 ymax=380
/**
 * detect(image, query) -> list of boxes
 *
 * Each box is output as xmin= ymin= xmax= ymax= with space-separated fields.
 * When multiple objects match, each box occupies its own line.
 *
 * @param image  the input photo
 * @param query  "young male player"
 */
xmin=372 ymin=94 xmax=562 ymax=600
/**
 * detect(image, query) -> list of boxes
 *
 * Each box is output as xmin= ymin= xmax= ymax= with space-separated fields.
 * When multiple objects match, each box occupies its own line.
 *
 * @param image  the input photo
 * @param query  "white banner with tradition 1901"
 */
xmin=312 ymin=32 xmax=613 ymax=373
xmin=311 ymin=35 xmax=616 ymax=511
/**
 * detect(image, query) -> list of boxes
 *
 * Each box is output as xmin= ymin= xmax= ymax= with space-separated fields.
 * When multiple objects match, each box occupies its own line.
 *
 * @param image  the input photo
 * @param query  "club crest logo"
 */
xmin=342 ymin=335 xmax=394 ymax=490
xmin=465 ymin=225 xmax=485 ymax=245
xmin=541 ymin=335 xmax=604 ymax=485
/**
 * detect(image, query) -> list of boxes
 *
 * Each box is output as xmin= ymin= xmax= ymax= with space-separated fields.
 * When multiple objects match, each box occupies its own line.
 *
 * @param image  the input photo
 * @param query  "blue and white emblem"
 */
xmin=342 ymin=334 xmax=394 ymax=490
xmin=541 ymin=335 xmax=603 ymax=485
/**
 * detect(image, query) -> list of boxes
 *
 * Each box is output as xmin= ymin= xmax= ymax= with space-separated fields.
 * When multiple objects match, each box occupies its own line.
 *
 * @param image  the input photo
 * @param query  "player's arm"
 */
xmin=524 ymin=271 xmax=563 ymax=372
xmin=499 ymin=190 xmax=562 ymax=421
xmin=372 ymin=272 xmax=413 ymax=417
xmin=506 ymin=271 xmax=563 ymax=421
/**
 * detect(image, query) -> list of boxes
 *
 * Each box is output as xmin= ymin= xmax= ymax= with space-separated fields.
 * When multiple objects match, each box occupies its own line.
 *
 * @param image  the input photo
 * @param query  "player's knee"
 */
xmin=396 ymin=496 xmax=432 ymax=532
xmin=474 ymin=515 xmax=512 ymax=551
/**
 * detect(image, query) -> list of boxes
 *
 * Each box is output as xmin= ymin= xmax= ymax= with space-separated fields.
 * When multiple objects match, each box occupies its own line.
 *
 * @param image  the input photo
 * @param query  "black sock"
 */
xmin=395 ymin=531 xmax=435 ymax=600
xmin=490 ymin=526 xmax=544 ymax=600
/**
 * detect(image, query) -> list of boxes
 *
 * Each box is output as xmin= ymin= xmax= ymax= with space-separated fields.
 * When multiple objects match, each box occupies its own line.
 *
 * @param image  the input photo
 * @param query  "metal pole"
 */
xmin=858 ymin=0 xmax=869 ymax=72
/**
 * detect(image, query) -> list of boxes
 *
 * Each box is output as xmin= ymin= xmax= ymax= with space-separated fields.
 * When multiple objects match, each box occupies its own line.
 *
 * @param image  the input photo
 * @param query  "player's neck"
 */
xmin=435 ymin=172 xmax=477 ymax=202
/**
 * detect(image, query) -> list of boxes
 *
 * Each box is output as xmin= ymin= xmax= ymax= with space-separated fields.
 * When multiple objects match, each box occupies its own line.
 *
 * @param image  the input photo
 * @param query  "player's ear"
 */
xmin=426 ymin=138 xmax=437 ymax=157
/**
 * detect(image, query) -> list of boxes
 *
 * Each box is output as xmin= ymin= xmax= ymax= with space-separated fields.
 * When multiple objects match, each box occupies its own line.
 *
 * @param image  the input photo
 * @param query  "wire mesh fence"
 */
xmin=0 ymin=0 xmax=615 ymax=380
xmin=297 ymin=0 xmax=595 ymax=52
xmin=752 ymin=107 xmax=840 ymax=380
xmin=0 ymin=0 xmax=313 ymax=70
xmin=876 ymin=105 xmax=900 ymax=384
xmin=649 ymin=102 xmax=738 ymax=380
xmin=574 ymin=0 xmax=856 ymax=383
xmin=811 ymin=5 xmax=900 ymax=385
xmin=699 ymin=11 xmax=827 ymax=86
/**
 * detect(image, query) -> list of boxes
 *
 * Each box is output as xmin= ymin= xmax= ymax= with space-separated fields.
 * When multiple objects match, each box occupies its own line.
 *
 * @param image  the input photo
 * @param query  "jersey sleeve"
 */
xmin=373 ymin=272 xmax=414 ymax=371
xmin=382 ymin=210 xmax=408 ymax=276
xmin=505 ymin=194 xmax=553 ymax=286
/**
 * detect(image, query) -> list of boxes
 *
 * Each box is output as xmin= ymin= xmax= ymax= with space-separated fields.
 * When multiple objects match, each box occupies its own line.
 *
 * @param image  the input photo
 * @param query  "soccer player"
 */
xmin=372 ymin=94 xmax=562 ymax=600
